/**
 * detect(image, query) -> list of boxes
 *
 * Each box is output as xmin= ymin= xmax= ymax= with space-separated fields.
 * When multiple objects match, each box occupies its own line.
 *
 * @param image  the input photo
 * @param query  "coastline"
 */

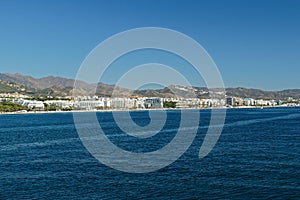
xmin=0 ymin=105 xmax=298 ymax=115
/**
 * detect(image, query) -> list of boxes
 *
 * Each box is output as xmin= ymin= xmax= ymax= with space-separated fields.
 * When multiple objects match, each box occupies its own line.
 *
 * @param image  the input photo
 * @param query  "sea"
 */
xmin=0 ymin=107 xmax=299 ymax=199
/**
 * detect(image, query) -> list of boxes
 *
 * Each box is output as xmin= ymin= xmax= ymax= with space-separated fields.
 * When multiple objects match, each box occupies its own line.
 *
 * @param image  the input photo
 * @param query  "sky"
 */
xmin=0 ymin=0 xmax=299 ymax=90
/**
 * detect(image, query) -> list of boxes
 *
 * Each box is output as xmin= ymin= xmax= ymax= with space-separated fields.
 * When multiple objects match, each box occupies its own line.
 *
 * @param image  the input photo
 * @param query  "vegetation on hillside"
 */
xmin=1 ymin=73 xmax=300 ymax=100
xmin=0 ymin=101 xmax=27 ymax=112
xmin=25 ymin=97 xmax=71 ymax=101
xmin=0 ymin=80 xmax=26 ymax=93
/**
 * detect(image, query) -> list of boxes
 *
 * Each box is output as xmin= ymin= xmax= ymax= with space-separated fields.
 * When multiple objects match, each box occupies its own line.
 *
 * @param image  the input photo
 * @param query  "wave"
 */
xmin=1 ymin=113 xmax=299 ymax=151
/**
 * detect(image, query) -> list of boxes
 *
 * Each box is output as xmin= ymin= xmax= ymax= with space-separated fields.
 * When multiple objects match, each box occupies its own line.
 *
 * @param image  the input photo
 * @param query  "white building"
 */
xmin=44 ymin=100 xmax=74 ymax=109
xmin=75 ymin=100 xmax=104 ymax=110
xmin=144 ymin=98 xmax=163 ymax=108
xmin=18 ymin=100 xmax=44 ymax=110
xmin=244 ymin=98 xmax=255 ymax=106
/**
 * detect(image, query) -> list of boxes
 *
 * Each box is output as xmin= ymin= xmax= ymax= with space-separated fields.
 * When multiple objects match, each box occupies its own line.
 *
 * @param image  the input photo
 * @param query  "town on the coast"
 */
xmin=1 ymin=73 xmax=299 ymax=113
xmin=0 ymin=92 xmax=299 ymax=113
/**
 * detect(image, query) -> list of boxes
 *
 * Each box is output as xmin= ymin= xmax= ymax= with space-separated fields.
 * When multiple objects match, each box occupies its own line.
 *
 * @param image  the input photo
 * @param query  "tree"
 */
xmin=163 ymin=101 xmax=177 ymax=108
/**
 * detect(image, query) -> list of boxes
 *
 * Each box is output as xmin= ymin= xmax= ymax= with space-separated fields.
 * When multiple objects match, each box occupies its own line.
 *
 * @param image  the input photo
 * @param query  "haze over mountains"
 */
xmin=0 ymin=73 xmax=299 ymax=100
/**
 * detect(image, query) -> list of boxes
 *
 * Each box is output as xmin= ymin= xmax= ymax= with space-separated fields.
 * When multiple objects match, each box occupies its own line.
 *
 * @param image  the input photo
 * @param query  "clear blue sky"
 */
xmin=0 ymin=0 xmax=299 ymax=90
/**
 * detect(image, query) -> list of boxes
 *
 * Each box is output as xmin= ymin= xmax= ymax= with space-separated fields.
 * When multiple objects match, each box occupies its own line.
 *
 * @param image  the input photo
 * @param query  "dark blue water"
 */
xmin=0 ymin=107 xmax=299 ymax=199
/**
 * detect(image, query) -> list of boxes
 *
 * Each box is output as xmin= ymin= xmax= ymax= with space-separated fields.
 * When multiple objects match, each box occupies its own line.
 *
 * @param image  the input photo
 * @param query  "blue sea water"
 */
xmin=0 ymin=107 xmax=299 ymax=199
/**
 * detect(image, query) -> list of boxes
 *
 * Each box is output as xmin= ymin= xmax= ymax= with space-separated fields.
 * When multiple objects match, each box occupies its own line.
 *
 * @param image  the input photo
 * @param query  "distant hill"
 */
xmin=0 ymin=73 xmax=132 ymax=97
xmin=0 ymin=80 xmax=26 ymax=93
xmin=0 ymin=73 xmax=91 ymax=90
xmin=225 ymin=87 xmax=300 ymax=100
xmin=0 ymin=73 xmax=299 ymax=100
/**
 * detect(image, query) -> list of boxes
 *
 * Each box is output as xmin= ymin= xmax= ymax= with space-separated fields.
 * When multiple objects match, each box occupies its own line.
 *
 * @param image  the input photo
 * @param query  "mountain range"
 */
xmin=0 ymin=73 xmax=299 ymax=100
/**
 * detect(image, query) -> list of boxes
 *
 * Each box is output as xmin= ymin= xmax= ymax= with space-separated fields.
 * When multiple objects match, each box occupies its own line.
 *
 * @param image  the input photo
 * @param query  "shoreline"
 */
xmin=0 ymin=105 xmax=299 ymax=115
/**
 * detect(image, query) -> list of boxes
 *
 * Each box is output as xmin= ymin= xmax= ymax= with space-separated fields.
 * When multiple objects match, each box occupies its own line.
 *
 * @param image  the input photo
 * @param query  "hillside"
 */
xmin=0 ymin=73 xmax=92 ymax=90
xmin=0 ymin=80 xmax=26 ymax=93
xmin=225 ymin=87 xmax=300 ymax=100
xmin=0 ymin=73 xmax=299 ymax=100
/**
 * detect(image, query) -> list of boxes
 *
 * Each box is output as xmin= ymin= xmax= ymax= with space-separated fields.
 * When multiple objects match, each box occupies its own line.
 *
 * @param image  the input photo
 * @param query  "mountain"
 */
xmin=0 ymin=73 xmax=299 ymax=100
xmin=0 ymin=80 xmax=26 ymax=93
xmin=225 ymin=87 xmax=300 ymax=100
xmin=0 ymin=73 xmax=91 ymax=90
xmin=0 ymin=73 xmax=131 ymax=97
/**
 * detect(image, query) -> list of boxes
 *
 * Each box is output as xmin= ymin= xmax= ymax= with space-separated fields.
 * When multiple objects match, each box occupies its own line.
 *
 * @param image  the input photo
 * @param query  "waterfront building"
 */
xmin=226 ymin=97 xmax=235 ymax=106
xmin=144 ymin=98 xmax=163 ymax=108
xmin=243 ymin=98 xmax=255 ymax=106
